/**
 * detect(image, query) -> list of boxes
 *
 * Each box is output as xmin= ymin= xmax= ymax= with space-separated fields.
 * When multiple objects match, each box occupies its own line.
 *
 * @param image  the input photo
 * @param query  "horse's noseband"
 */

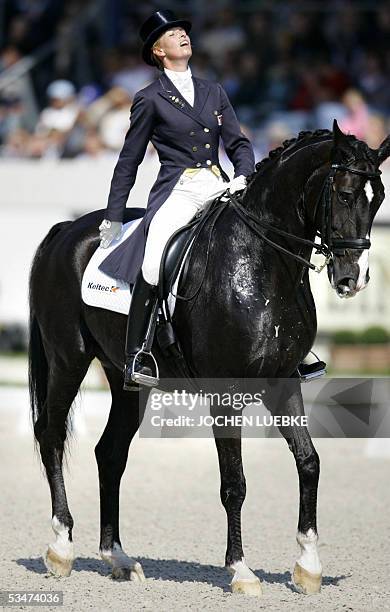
xmin=322 ymin=163 xmax=382 ymax=256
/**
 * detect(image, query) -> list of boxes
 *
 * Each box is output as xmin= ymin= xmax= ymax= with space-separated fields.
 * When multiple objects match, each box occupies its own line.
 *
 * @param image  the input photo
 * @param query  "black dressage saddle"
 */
xmin=158 ymin=194 xmax=227 ymax=300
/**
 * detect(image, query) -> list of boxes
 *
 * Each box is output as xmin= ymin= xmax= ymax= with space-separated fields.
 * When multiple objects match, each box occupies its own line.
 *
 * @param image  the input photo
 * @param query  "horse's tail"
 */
xmin=28 ymin=312 xmax=48 ymax=431
xmin=28 ymin=220 xmax=72 ymax=435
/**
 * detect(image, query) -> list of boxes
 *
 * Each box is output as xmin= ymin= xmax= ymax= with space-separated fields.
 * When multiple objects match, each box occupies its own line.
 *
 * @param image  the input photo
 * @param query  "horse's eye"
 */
xmin=338 ymin=191 xmax=353 ymax=204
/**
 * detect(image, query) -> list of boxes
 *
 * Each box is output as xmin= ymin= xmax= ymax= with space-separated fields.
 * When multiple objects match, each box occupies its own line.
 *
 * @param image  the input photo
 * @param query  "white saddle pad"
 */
xmin=81 ymin=218 xmax=183 ymax=316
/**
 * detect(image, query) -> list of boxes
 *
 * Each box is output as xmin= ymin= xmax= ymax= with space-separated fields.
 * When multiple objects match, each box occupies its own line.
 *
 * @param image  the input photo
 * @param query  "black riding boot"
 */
xmin=123 ymin=272 xmax=158 ymax=391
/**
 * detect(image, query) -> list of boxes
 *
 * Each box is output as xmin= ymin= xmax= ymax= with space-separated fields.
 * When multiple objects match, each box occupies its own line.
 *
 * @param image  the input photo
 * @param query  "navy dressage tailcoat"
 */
xmin=99 ymin=71 xmax=255 ymax=284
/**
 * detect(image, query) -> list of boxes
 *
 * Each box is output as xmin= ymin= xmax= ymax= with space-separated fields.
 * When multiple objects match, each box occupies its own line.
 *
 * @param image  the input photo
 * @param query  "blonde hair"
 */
xmin=151 ymin=39 xmax=164 ymax=70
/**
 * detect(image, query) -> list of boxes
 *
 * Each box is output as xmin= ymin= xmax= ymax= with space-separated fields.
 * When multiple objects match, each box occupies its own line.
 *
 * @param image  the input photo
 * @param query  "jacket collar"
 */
xmin=158 ymin=71 xmax=210 ymax=126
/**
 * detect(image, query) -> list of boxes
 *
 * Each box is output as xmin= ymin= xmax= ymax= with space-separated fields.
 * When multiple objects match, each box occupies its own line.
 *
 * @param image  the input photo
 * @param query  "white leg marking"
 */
xmin=274 ymin=325 xmax=280 ymax=338
xmin=228 ymin=559 xmax=257 ymax=581
xmin=356 ymin=233 xmax=370 ymax=291
xmin=296 ymin=529 xmax=322 ymax=575
xmin=265 ymin=299 xmax=270 ymax=306
xmin=50 ymin=516 xmax=74 ymax=560
xmin=228 ymin=558 xmax=262 ymax=595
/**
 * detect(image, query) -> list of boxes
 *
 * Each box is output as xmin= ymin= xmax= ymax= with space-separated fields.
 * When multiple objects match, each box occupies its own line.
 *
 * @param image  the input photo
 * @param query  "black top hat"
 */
xmin=140 ymin=9 xmax=192 ymax=66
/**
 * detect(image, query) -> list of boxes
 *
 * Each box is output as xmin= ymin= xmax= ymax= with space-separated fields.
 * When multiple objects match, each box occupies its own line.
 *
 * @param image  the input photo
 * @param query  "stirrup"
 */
xmin=131 ymin=348 xmax=159 ymax=387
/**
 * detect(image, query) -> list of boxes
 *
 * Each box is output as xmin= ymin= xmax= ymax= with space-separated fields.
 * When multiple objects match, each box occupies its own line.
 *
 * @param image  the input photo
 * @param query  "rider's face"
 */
xmin=153 ymin=27 xmax=192 ymax=64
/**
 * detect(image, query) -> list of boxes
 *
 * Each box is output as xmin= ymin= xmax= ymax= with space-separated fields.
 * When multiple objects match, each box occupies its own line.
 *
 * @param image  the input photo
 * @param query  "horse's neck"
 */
xmin=245 ymin=139 xmax=333 ymax=235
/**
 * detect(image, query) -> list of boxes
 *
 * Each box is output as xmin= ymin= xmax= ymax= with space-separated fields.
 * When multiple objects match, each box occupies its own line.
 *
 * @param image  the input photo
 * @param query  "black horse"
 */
xmin=28 ymin=122 xmax=389 ymax=596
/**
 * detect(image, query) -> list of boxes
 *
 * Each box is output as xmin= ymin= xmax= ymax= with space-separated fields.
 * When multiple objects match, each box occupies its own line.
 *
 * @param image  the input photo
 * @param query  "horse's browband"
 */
xmin=331 ymin=163 xmax=381 ymax=179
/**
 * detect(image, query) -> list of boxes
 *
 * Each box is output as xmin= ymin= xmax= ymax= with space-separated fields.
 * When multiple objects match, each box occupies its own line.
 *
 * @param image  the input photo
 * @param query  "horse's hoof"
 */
xmin=292 ymin=562 xmax=322 ymax=594
xmin=44 ymin=547 xmax=73 ymax=577
xmin=111 ymin=561 xmax=145 ymax=582
xmin=231 ymin=578 xmax=262 ymax=597
xmin=101 ymin=544 xmax=146 ymax=582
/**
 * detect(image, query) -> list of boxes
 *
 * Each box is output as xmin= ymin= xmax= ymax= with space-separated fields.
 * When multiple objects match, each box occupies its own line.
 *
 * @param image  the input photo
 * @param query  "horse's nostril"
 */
xmin=337 ymin=277 xmax=356 ymax=291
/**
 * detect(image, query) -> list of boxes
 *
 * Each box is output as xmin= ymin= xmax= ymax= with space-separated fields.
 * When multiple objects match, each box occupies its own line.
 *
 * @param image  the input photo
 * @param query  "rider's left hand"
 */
xmin=228 ymin=175 xmax=247 ymax=194
xmin=99 ymin=219 xmax=123 ymax=248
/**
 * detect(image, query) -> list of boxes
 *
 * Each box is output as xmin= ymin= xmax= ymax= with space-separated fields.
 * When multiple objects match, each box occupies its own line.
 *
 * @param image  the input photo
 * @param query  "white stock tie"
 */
xmin=164 ymin=67 xmax=194 ymax=107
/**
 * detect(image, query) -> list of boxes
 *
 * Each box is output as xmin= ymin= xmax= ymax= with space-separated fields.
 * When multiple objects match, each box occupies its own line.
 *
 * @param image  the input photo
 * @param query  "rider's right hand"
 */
xmin=99 ymin=219 xmax=123 ymax=248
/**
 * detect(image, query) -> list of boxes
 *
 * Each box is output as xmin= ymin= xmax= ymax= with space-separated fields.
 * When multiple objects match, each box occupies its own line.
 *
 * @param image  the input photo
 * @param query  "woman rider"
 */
xmin=98 ymin=10 xmax=255 ymax=390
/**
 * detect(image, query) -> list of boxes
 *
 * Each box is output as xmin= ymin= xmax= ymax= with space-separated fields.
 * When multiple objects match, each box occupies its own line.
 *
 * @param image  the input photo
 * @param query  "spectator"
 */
xmin=98 ymin=87 xmax=132 ymax=151
xmin=266 ymin=121 xmax=293 ymax=152
xmin=36 ymin=80 xmax=79 ymax=133
xmin=244 ymin=11 xmax=274 ymax=68
xmin=0 ymin=45 xmax=38 ymax=130
xmin=339 ymin=89 xmax=370 ymax=140
xmin=79 ymin=129 xmax=111 ymax=159
xmin=365 ymin=114 xmax=388 ymax=150
xmin=190 ymin=50 xmax=217 ymax=81
xmin=0 ymin=95 xmax=26 ymax=144
xmin=0 ymin=2 xmax=389 ymax=160
xmin=4 ymin=0 xmax=63 ymax=53
xmin=26 ymin=130 xmax=62 ymax=159
xmin=109 ymin=47 xmax=154 ymax=97
xmin=356 ymin=53 xmax=389 ymax=114
xmin=0 ymin=127 xmax=29 ymax=158
xmin=232 ymin=52 xmax=264 ymax=124
xmin=198 ymin=9 xmax=245 ymax=69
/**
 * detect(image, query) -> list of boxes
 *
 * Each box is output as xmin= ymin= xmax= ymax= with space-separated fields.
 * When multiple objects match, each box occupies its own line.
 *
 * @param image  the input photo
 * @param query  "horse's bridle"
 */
xmin=229 ymin=162 xmax=382 ymax=273
xmin=169 ymin=162 xmax=382 ymax=305
xmin=319 ymin=163 xmax=381 ymax=257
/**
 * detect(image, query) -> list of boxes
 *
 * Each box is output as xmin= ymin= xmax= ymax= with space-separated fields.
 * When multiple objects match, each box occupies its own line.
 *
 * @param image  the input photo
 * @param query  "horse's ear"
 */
xmin=378 ymin=135 xmax=390 ymax=166
xmin=332 ymin=119 xmax=350 ymax=161
xmin=333 ymin=119 xmax=347 ymax=145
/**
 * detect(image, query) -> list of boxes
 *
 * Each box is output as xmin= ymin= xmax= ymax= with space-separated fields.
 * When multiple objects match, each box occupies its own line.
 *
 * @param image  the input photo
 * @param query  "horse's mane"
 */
xmin=246 ymin=129 xmax=332 ymax=188
xmin=246 ymin=127 xmax=378 ymax=188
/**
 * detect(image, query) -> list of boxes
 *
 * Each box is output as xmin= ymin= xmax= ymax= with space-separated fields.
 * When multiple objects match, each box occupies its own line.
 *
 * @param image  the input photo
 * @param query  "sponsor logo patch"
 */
xmin=87 ymin=281 xmax=119 ymax=293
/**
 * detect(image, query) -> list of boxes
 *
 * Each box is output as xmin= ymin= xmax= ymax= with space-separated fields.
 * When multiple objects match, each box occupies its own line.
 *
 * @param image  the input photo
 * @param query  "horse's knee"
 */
xmin=95 ymin=441 xmax=127 ymax=477
xmin=94 ymin=442 xmax=111 ymax=473
xmin=220 ymin=478 xmax=246 ymax=510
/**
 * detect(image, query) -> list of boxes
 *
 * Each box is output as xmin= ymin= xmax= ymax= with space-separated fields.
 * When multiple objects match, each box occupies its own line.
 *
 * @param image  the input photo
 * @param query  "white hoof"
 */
xmin=101 ymin=543 xmax=145 ymax=582
xmin=292 ymin=562 xmax=322 ymax=595
xmin=231 ymin=577 xmax=262 ymax=596
xmin=44 ymin=546 xmax=74 ymax=577
xmin=228 ymin=559 xmax=262 ymax=597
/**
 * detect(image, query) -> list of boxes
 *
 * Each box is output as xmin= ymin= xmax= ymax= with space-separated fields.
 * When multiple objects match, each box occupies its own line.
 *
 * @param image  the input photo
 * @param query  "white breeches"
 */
xmin=142 ymin=168 xmax=227 ymax=286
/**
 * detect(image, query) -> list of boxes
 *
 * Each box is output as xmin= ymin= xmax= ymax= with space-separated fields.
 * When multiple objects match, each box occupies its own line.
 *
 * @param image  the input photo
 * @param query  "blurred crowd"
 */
xmin=0 ymin=0 xmax=389 ymax=161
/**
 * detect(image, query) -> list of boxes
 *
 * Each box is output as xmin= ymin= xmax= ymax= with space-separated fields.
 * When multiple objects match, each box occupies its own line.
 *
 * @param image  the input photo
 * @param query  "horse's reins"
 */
xmin=229 ymin=162 xmax=381 ymax=273
xmin=167 ymin=162 xmax=381 ymax=306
